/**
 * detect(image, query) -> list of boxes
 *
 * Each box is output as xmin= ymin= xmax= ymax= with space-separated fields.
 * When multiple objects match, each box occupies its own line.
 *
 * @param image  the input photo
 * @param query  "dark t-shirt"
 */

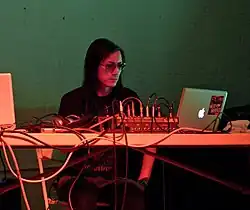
xmin=58 ymin=86 xmax=143 ymax=180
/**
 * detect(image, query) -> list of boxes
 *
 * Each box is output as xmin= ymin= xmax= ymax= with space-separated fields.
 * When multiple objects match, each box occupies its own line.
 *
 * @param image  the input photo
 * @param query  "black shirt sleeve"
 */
xmin=58 ymin=95 xmax=70 ymax=117
xmin=58 ymin=87 xmax=85 ymax=117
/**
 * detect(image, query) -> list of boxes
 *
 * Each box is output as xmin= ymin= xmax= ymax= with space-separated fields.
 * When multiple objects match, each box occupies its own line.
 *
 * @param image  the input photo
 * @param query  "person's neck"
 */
xmin=96 ymin=86 xmax=113 ymax=97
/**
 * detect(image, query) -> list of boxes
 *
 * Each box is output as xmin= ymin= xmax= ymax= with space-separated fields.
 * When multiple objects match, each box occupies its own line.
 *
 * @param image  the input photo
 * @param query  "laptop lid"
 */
xmin=177 ymin=88 xmax=228 ymax=131
xmin=0 ymin=73 xmax=16 ymax=130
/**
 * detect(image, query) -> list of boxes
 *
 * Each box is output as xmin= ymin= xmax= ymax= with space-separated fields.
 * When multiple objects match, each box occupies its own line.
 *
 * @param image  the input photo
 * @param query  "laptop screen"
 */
xmin=177 ymin=88 xmax=228 ymax=131
xmin=0 ymin=73 xmax=16 ymax=129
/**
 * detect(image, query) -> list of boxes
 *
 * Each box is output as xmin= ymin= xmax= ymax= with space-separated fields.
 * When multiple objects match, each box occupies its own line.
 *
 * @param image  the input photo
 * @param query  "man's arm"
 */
xmin=138 ymin=147 xmax=156 ymax=181
xmin=58 ymin=88 xmax=84 ymax=117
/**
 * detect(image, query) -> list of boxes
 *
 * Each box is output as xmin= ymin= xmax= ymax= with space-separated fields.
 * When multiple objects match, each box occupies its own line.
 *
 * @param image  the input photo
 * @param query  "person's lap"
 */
xmin=57 ymin=176 xmax=145 ymax=210
xmin=101 ymin=179 xmax=145 ymax=210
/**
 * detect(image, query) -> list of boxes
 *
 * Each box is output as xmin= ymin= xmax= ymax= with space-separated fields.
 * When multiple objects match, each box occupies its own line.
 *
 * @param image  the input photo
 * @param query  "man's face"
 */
xmin=97 ymin=51 xmax=125 ymax=88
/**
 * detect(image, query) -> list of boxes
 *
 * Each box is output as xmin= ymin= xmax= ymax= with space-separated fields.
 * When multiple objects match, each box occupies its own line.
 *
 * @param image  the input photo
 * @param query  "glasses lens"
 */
xmin=118 ymin=63 xmax=126 ymax=70
xmin=104 ymin=63 xmax=126 ymax=72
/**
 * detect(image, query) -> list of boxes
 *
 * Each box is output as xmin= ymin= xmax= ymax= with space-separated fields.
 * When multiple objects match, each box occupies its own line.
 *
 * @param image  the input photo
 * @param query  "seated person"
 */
xmin=56 ymin=38 xmax=156 ymax=210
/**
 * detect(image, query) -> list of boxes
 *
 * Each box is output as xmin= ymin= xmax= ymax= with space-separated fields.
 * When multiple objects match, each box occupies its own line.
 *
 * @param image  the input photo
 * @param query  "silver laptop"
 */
xmin=177 ymin=88 xmax=228 ymax=131
xmin=0 ymin=73 xmax=16 ymax=130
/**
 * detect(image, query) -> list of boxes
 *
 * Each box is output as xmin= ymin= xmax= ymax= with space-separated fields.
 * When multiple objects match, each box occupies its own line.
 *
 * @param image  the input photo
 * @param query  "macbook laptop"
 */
xmin=0 ymin=73 xmax=16 ymax=130
xmin=177 ymin=88 xmax=228 ymax=131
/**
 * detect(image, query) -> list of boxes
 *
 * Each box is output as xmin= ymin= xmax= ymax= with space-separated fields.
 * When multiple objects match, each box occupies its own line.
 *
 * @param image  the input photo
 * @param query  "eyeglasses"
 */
xmin=100 ymin=62 xmax=126 ymax=73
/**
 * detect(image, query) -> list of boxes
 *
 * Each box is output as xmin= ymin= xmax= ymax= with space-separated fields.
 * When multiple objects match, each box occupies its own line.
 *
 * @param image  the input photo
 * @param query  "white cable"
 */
xmin=1 ymin=122 xmax=211 ymax=210
xmin=67 ymin=127 xmax=209 ymax=210
xmin=1 ymin=123 xmax=211 ymax=210
xmin=1 ymin=135 xmax=112 ymax=183
xmin=121 ymin=97 xmax=143 ymax=108
xmin=1 ymin=127 xmax=209 ymax=184
xmin=68 ymin=158 xmax=86 ymax=210
xmin=0 ymin=129 xmax=113 ymax=210
xmin=89 ymin=116 xmax=113 ymax=129
xmin=2 ymin=126 xmax=210 ymax=185
xmin=0 ymin=138 xmax=31 ymax=210
xmin=103 ymin=127 xmax=211 ymax=148
xmin=0 ymin=115 xmax=117 ymax=184
xmin=138 ymin=127 xmax=211 ymax=147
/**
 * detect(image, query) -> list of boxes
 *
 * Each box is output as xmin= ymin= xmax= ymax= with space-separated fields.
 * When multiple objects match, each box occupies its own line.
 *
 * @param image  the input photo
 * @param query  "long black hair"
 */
xmin=83 ymin=38 xmax=126 ymax=93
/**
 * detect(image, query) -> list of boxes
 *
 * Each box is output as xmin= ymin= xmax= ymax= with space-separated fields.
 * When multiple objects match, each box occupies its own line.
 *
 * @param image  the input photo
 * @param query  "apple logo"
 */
xmin=198 ymin=108 xmax=205 ymax=119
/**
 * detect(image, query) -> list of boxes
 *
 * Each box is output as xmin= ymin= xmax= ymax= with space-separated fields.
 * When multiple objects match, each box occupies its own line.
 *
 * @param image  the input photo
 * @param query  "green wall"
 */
xmin=1 ymin=0 xmax=250 ymax=122
xmin=0 ymin=0 xmax=250 ymax=209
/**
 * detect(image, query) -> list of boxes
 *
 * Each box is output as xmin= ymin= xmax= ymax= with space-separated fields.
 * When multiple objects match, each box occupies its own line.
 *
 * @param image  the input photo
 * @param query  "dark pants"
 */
xmin=57 ymin=177 xmax=145 ymax=210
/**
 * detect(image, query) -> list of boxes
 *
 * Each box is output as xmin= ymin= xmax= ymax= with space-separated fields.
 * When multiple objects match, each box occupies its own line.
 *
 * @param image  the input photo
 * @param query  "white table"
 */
xmin=1 ymin=132 xmax=250 ymax=147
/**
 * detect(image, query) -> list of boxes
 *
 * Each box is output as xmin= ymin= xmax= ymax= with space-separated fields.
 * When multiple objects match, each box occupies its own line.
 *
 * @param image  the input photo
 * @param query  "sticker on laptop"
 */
xmin=208 ymin=96 xmax=224 ymax=115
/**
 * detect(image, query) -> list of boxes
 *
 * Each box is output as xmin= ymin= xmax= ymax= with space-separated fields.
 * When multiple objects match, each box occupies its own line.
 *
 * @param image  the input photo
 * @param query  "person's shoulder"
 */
xmin=59 ymin=86 xmax=88 ymax=116
xmin=59 ymin=86 xmax=86 ymax=110
xmin=61 ymin=86 xmax=86 ymax=101
xmin=119 ymin=87 xmax=139 ymax=98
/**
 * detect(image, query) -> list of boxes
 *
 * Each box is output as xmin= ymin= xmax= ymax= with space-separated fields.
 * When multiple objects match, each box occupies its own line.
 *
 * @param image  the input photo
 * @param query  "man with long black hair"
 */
xmin=56 ymin=38 xmax=156 ymax=210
